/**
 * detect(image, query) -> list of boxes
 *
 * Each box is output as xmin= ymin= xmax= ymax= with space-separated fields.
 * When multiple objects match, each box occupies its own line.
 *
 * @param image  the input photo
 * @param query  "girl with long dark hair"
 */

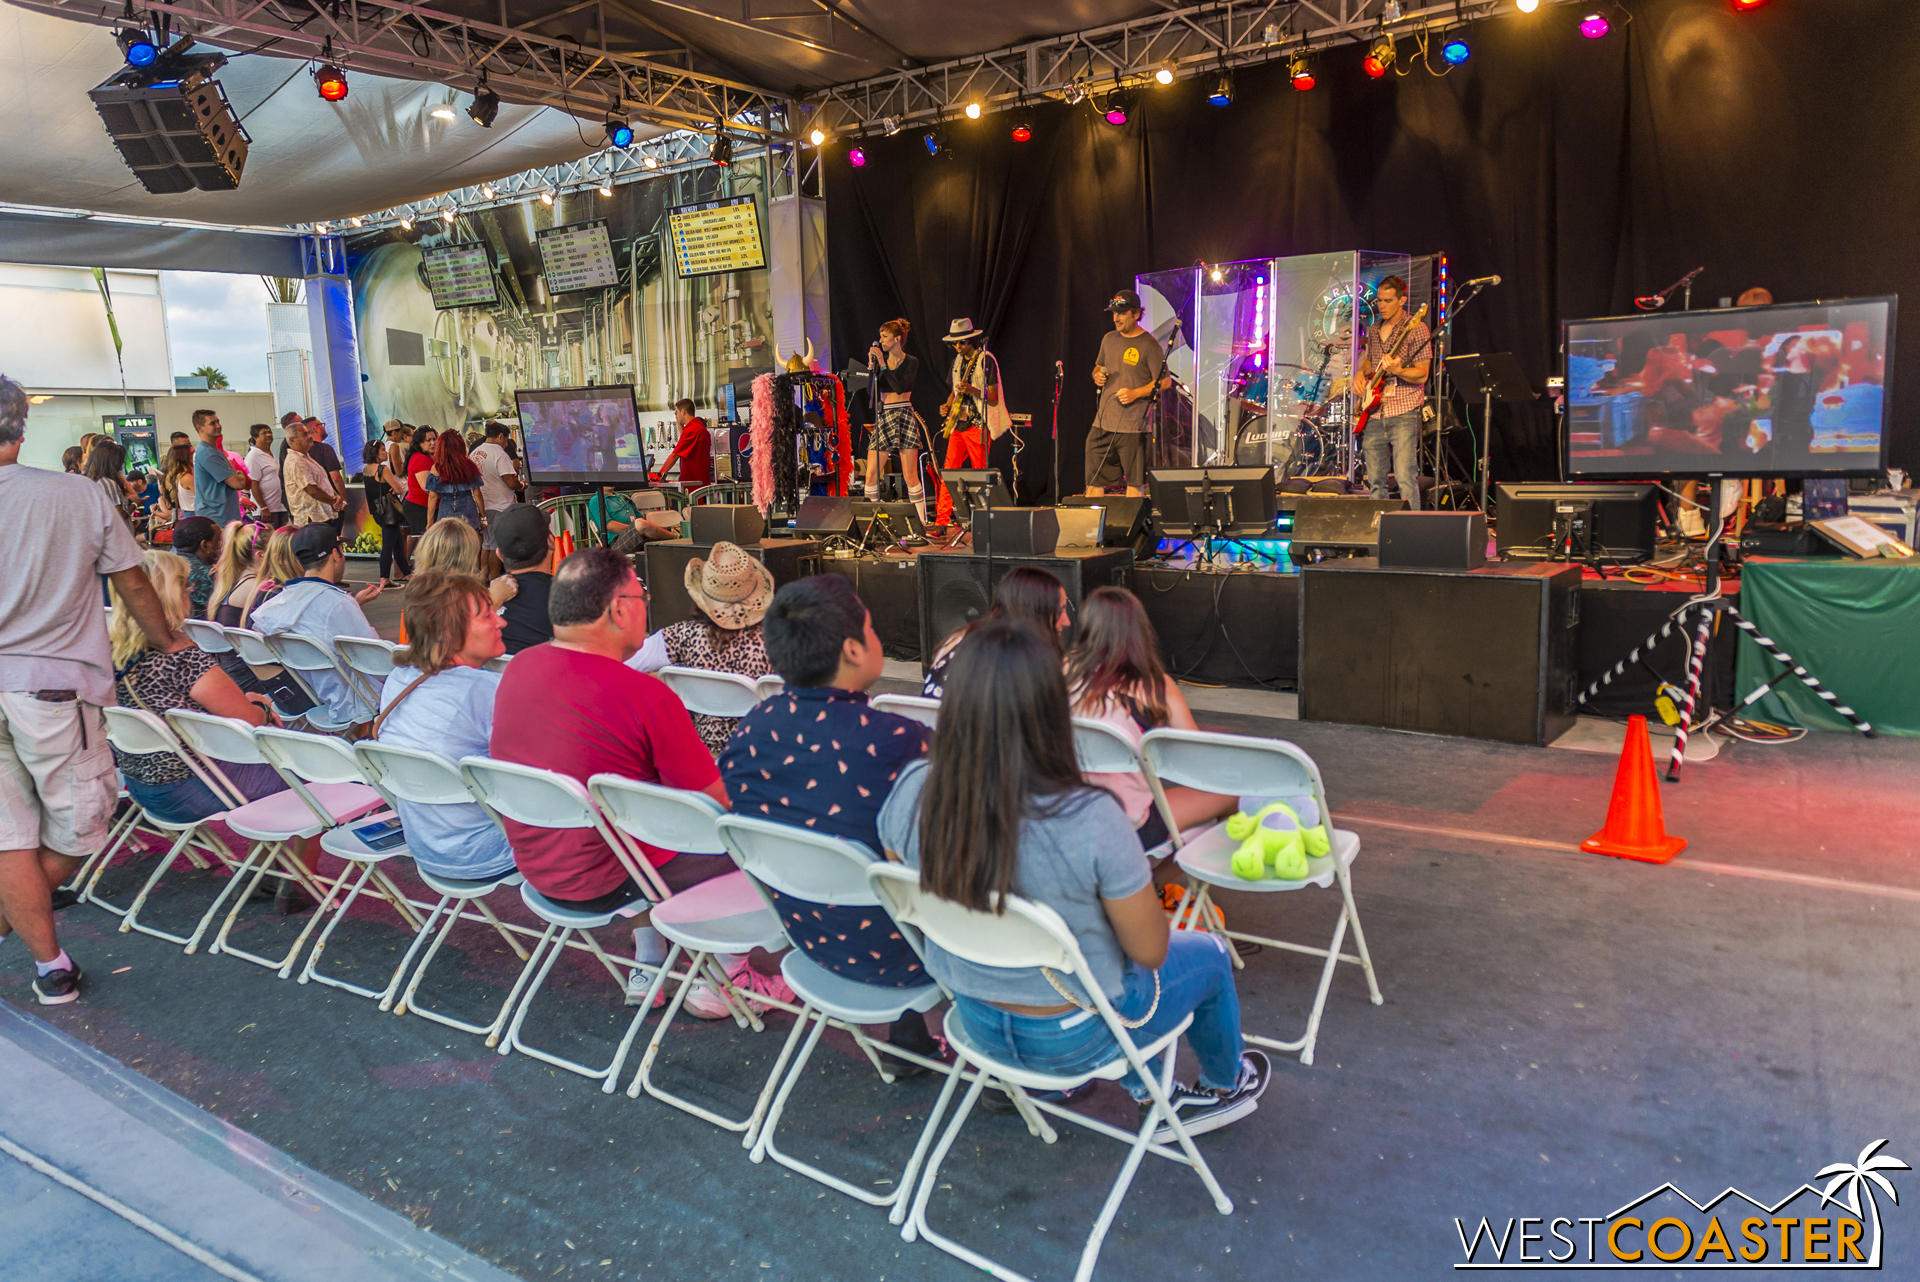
xmin=361 ymin=438 xmax=413 ymax=586
xmin=402 ymin=425 xmax=439 ymax=557
xmin=1066 ymin=587 xmax=1237 ymax=849
xmin=865 ymin=318 xmax=926 ymax=509
xmin=877 ymin=619 xmax=1270 ymax=1135
xmin=921 ymin=564 xmax=1071 ymax=697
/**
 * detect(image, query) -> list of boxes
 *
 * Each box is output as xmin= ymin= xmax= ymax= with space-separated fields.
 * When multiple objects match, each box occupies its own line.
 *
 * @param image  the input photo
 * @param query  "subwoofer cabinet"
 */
xmin=1299 ymin=560 xmax=1580 ymax=746
xmin=917 ymin=548 xmax=1132 ymax=667
xmin=643 ymin=538 xmax=820 ymax=628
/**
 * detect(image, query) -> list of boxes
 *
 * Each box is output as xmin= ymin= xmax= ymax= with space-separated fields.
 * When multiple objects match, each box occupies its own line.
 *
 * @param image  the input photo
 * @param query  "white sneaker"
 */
xmin=624 ymin=966 xmax=667 ymax=1008
xmin=682 ymin=956 xmax=795 ymax=1020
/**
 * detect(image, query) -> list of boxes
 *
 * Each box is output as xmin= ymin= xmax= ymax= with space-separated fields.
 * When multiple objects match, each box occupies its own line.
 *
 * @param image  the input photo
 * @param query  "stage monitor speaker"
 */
xmin=88 ymin=56 xmax=249 ymax=193
xmin=1289 ymin=497 xmax=1408 ymax=552
xmin=689 ymin=504 xmax=764 ymax=545
xmin=1059 ymin=493 xmax=1153 ymax=555
xmin=1377 ymin=511 xmax=1487 ymax=570
xmin=917 ymin=549 xmax=1132 ymax=663
xmin=984 ymin=508 xmax=1059 ymax=556
xmin=643 ymin=538 xmax=820 ymax=628
xmin=792 ymin=496 xmax=854 ymax=536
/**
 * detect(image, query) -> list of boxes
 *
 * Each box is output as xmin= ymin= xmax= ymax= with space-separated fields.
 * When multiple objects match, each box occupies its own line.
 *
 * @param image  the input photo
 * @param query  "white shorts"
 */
xmin=0 ymin=693 xmax=117 ymax=858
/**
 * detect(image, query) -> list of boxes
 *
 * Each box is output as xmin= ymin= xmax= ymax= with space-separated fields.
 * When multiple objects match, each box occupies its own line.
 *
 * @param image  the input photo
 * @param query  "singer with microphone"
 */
xmin=865 ymin=318 xmax=927 ymax=511
xmin=1086 ymin=288 xmax=1170 ymax=496
xmin=1351 ymin=275 xmax=1432 ymax=510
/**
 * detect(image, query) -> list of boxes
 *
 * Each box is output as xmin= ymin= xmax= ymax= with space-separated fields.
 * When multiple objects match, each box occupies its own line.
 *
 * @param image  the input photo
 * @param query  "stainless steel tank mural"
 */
xmin=343 ymin=159 xmax=776 ymax=439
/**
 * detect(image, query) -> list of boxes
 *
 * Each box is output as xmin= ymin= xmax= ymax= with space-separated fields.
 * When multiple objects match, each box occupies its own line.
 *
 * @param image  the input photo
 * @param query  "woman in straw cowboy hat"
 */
xmin=627 ymin=541 xmax=773 ymax=754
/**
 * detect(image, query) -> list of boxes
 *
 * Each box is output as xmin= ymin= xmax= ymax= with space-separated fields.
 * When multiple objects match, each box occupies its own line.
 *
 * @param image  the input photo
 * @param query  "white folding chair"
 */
xmin=92 ymin=708 xmax=248 ymax=945
xmin=655 ymin=665 xmax=764 ymax=719
xmin=354 ymin=742 xmax=537 ymax=1044
xmin=223 ymin=626 xmax=323 ymax=726
xmin=870 ymin=694 xmax=941 ymax=729
xmin=587 ymin=776 xmax=800 ymax=1132
xmin=166 ymin=710 xmax=383 ymax=975
xmin=720 ymin=815 xmax=956 ymax=1219
xmin=754 ymin=674 xmax=785 ymax=701
xmin=334 ymin=635 xmax=403 ymax=687
xmin=483 ymin=654 xmax=511 ymax=674
xmin=178 ymin=617 xmax=232 ymax=653
xmin=267 ymin=631 xmax=379 ymax=717
xmin=253 ymin=728 xmax=426 ymax=1002
xmin=1140 ymin=727 xmax=1382 ymax=1066
xmin=867 ymin=864 xmax=1235 ymax=1282
xmin=459 ymin=757 xmax=666 ymax=1089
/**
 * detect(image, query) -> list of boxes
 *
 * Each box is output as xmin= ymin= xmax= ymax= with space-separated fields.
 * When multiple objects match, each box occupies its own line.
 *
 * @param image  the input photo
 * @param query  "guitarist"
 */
xmin=933 ymin=318 xmax=1001 ymax=527
xmin=1352 ymin=276 xmax=1432 ymax=509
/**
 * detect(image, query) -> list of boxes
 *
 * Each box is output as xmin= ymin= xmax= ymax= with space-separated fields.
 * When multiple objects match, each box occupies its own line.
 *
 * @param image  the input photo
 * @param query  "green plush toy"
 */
xmin=1225 ymin=799 xmax=1330 ymax=881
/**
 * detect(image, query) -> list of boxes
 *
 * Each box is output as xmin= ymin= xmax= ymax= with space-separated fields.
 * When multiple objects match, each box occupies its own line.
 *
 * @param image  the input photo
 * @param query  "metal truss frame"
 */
xmin=805 ymin=0 xmax=1589 ymax=138
xmin=12 ymin=0 xmax=794 ymax=139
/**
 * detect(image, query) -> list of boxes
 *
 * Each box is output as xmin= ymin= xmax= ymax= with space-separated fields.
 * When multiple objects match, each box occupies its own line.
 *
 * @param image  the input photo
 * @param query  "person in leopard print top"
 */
xmin=627 ymin=541 xmax=774 ymax=754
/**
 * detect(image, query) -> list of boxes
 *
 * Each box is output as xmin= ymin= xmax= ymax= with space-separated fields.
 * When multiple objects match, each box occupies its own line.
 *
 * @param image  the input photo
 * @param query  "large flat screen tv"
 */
xmin=514 ymin=385 xmax=648 ymax=485
xmin=1564 ymin=296 xmax=1893 ymax=479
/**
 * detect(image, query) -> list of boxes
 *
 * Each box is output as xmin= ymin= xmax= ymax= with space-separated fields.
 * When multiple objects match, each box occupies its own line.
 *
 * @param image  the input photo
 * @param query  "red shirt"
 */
xmin=489 ymin=643 xmax=719 ymax=898
xmin=405 ymin=453 xmax=433 ymax=506
xmin=664 ymin=417 xmax=712 ymax=486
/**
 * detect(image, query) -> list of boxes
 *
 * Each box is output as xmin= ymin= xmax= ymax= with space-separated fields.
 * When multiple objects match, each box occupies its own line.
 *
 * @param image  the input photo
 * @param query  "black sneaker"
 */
xmin=49 ymin=887 xmax=82 ymax=912
xmin=32 ymin=963 xmax=84 ymax=1006
xmin=1143 ymin=1050 xmax=1271 ymax=1143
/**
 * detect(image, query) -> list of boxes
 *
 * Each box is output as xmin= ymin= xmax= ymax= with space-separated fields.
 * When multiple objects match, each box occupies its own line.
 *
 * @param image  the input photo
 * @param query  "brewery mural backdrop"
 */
xmin=340 ymin=157 xmax=776 ymax=503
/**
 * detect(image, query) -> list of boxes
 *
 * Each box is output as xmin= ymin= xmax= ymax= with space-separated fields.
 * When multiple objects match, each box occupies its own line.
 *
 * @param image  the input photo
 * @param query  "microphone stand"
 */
xmin=1051 ymin=358 xmax=1064 ymax=505
xmin=1635 ymin=266 xmax=1706 ymax=313
xmin=1441 ymin=278 xmax=1492 ymax=501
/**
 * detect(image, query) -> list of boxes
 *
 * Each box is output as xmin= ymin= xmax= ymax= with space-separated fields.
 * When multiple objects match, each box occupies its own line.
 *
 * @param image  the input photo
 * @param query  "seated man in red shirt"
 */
xmin=490 ymin=546 xmax=790 ymax=1010
xmin=653 ymin=398 xmax=711 ymax=486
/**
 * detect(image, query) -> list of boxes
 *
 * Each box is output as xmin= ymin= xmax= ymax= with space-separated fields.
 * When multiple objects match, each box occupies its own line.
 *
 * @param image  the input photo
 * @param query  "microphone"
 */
xmin=1461 ymin=274 xmax=1502 ymax=288
xmin=1055 ymin=360 xmax=1064 ymax=378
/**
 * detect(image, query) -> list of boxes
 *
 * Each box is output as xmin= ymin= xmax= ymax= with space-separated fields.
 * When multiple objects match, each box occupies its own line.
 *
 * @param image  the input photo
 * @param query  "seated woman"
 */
xmin=413 ymin=518 xmax=516 ymax=610
xmin=373 ymin=571 xmax=516 ymax=883
xmin=1066 ymin=587 xmax=1237 ymax=851
xmin=626 ymin=542 xmax=772 ymax=755
xmin=922 ymin=564 xmax=1070 ymax=697
xmin=209 ymin=520 xmax=264 ymax=627
xmin=878 ymin=619 xmax=1270 ymax=1135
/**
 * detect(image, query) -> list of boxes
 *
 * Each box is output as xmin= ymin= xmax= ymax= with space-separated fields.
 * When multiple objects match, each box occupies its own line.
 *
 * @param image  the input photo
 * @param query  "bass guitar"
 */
xmin=1351 ymin=303 xmax=1429 ymax=438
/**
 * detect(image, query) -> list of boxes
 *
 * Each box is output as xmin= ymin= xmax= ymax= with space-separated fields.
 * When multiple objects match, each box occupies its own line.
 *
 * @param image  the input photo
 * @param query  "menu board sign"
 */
xmin=666 ymin=195 xmax=766 ymax=279
xmin=537 ymin=219 xmax=620 ymax=293
xmin=420 ymin=242 xmax=498 ymax=309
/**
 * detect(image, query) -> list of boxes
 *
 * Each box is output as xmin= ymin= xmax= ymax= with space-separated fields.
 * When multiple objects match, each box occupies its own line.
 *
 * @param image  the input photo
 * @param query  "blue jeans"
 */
xmin=1363 ymin=408 xmax=1423 ymax=509
xmin=122 ymin=761 xmax=287 ymax=825
xmin=952 ymin=932 xmax=1242 ymax=1101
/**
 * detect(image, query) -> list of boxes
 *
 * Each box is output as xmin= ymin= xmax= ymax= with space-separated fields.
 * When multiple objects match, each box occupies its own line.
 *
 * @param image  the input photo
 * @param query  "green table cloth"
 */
xmin=1735 ymin=556 xmax=1920 ymax=736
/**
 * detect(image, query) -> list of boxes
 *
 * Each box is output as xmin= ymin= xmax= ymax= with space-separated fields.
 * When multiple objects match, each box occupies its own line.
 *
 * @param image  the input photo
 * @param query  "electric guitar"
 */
xmin=1351 ymin=303 xmax=1429 ymax=438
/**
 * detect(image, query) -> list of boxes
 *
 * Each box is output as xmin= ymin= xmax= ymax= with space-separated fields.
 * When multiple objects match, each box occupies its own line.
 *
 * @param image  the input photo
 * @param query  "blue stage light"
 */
xmin=607 ymin=119 xmax=634 ymax=147
xmin=118 ymin=28 xmax=159 ymax=67
xmin=1442 ymin=38 xmax=1472 ymax=64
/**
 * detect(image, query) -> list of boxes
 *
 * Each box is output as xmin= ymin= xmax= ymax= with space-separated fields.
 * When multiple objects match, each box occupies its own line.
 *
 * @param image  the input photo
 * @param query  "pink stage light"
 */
xmin=1579 ymin=12 xmax=1612 ymax=38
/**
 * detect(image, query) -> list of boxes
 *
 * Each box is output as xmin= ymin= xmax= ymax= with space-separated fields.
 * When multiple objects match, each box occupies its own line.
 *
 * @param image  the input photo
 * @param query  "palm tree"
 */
xmin=261 ymin=276 xmax=302 ymax=304
xmin=190 ymin=365 xmax=230 ymax=391
xmin=1817 ymin=1139 xmax=1909 ymax=1266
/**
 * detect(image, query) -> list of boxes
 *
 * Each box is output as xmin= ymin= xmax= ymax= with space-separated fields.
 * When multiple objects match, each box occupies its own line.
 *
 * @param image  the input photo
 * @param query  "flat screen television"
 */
xmin=1564 ymin=296 xmax=1893 ymax=479
xmin=1148 ymin=467 xmax=1276 ymax=539
xmin=514 ymin=385 xmax=647 ymax=485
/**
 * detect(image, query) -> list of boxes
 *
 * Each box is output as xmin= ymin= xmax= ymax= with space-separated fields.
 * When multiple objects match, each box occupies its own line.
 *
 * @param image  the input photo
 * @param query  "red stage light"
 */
xmin=1289 ymin=55 xmax=1315 ymax=91
xmin=1732 ymin=0 xmax=1770 ymax=8
xmin=1363 ymin=55 xmax=1387 ymax=79
xmin=314 ymin=63 xmax=349 ymax=102
xmin=1293 ymin=71 xmax=1316 ymax=91
xmin=1011 ymin=123 xmax=1032 ymax=142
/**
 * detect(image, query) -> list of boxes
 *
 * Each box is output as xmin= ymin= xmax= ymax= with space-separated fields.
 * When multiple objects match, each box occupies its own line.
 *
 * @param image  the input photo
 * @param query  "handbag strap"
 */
xmin=371 ymin=669 xmax=435 ymax=738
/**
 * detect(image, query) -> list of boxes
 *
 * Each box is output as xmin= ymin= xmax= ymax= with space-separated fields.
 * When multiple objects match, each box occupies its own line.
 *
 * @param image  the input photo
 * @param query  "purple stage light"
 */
xmin=1579 ymin=12 xmax=1611 ymax=38
xmin=849 ymin=147 xmax=866 ymax=167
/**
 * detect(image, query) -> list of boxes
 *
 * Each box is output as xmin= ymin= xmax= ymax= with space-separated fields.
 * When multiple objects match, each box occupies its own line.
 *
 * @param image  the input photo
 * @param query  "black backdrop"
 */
xmin=825 ymin=0 xmax=1919 ymax=501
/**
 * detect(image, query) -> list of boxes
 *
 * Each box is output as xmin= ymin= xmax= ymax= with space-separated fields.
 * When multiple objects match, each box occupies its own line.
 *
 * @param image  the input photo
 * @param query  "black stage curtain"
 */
xmin=826 ymin=0 xmax=1920 ymax=498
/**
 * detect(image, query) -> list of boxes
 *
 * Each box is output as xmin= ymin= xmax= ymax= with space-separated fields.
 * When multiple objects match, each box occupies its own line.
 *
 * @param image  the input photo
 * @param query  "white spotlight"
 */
xmin=540 ymin=189 xmax=554 ymax=205
xmin=643 ymin=155 xmax=659 ymax=169
xmin=964 ymin=101 xmax=981 ymax=119
xmin=430 ymin=105 xmax=456 ymax=121
xmin=441 ymin=207 xmax=454 ymax=222
xmin=809 ymin=127 xmax=825 ymax=145
xmin=400 ymin=217 xmax=412 ymax=230
xmin=349 ymin=216 xmax=362 ymax=227
xmin=1154 ymin=66 xmax=1174 ymax=85
xmin=481 ymin=184 xmax=495 ymax=198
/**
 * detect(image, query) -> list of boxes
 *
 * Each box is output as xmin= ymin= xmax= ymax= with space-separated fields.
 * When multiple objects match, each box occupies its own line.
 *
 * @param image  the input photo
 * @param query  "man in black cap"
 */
xmin=247 ymin=523 xmax=382 ymax=731
xmin=492 ymin=505 xmax=559 ymax=654
xmin=1087 ymin=289 xmax=1170 ymax=495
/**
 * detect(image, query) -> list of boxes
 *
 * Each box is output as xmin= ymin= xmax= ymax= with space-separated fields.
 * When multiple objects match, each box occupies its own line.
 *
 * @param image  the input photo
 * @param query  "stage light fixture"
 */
xmin=1064 ymin=81 xmax=1086 ymax=106
xmin=430 ymin=105 xmax=456 ymax=121
xmin=441 ymin=207 xmax=454 ymax=222
xmin=809 ymin=127 xmax=825 ymax=145
xmin=1383 ymin=0 xmax=1403 ymax=17
xmin=467 ymin=81 xmax=499 ymax=127
xmin=1364 ymin=38 xmax=1395 ymax=78
xmin=606 ymin=114 xmax=634 ymax=147
xmin=1732 ymin=0 xmax=1769 ymax=8
xmin=1102 ymin=93 xmax=1130 ymax=126
xmin=399 ymin=217 xmax=412 ymax=230
xmin=1154 ymin=65 xmax=1174 ymax=86
xmin=709 ymin=129 xmax=733 ymax=165
xmin=923 ymin=130 xmax=941 ymax=156
xmin=599 ymin=180 xmax=613 ymax=196
xmin=314 ymin=63 xmax=349 ymax=102
xmin=1442 ymin=37 xmax=1472 ymax=64
xmin=1208 ymin=70 xmax=1233 ymax=107
xmin=643 ymin=154 xmax=659 ymax=169
xmin=849 ymin=146 xmax=866 ymax=167
xmin=881 ymin=115 xmax=902 ymax=135
xmin=539 ymin=188 xmax=554 ymax=205
xmin=350 ymin=216 xmax=362 ymax=226
xmin=964 ymin=101 xmax=982 ymax=119
xmin=1289 ymin=55 xmax=1317 ymax=91
xmin=1517 ymin=0 xmax=1540 ymax=9
xmin=315 ymin=221 xmax=328 ymax=232
xmin=1579 ymin=11 xmax=1612 ymax=38
xmin=116 ymin=27 xmax=159 ymax=68
xmin=1010 ymin=121 xmax=1032 ymax=141
xmin=1209 ymin=265 xmax=1224 ymax=284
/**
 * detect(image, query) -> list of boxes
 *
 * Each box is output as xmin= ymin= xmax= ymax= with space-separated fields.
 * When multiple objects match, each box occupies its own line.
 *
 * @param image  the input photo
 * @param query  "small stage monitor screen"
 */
xmin=1148 ymin=467 xmax=1277 ymax=539
xmin=667 ymin=195 xmax=766 ymax=279
xmin=536 ymin=219 xmax=619 ymax=294
xmin=1565 ymin=296 xmax=1893 ymax=479
xmin=515 ymin=385 xmax=647 ymax=485
xmin=419 ymin=242 xmax=498 ymax=309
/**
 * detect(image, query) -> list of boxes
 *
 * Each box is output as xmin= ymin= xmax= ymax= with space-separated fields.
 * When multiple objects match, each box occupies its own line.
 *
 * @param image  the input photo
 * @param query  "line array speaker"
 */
xmin=89 ymin=54 xmax=248 ymax=194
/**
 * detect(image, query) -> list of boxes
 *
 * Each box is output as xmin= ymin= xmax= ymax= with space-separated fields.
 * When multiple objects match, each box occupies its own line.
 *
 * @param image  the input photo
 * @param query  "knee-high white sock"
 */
xmin=631 ymin=925 xmax=667 ymax=966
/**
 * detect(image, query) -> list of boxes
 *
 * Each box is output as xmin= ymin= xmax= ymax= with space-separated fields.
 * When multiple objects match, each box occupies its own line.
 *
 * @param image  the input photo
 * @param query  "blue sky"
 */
xmin=161 ymin=271 xmax=271 ymax=391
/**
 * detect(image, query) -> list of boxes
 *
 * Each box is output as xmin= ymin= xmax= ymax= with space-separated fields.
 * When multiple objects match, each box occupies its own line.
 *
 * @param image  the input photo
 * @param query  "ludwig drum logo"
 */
xmin=1455 ymin=1141 xmax=1908 ymax=1269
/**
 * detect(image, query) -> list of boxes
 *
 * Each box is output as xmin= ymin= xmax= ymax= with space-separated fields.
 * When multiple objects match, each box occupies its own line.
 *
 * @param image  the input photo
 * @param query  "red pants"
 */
xmin=934 ymin=426 xmax=988 ymax=525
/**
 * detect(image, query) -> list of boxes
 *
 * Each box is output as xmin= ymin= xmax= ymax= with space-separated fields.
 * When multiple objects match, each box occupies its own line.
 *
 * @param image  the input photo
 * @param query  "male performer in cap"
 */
xmin=933 ymin=318 xmax=1003 ymax=526
xmin=1087 ymin=289 xmax=1170 ymax=496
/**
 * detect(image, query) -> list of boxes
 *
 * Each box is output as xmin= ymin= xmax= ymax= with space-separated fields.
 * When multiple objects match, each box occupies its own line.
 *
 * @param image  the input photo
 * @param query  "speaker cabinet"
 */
xmin=1059 ymin=493 xmax=1155 ymax=557
xmin=1377 ymin=511 xmax=1487 ymax=570
xmin=983 ymin=508 xmax=1059 ymax=557
xmin=689 ymin=504 xmax=764 ymax=545
xmin=1288 ymin=496 xmax=1408 ymax=553
xmin=643 ymin=538 xmax=820 ymax=628
xmin=917 ymin=548 xmax=1132 ymax=667
xmin=792 ymin=496 xmax=853 ymax=536
xmin=88 ymin=56 xmax=249 ymax=194
xmin=1300 ymin=561 xmax=1580 ymax=746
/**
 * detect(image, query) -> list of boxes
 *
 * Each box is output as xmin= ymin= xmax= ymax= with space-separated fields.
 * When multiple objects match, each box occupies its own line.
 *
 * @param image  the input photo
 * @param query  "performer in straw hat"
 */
xmin=626 ymin=541 xmax=775 ymax=754
xmin=932 ymin=317 xmax=1003 ymax=527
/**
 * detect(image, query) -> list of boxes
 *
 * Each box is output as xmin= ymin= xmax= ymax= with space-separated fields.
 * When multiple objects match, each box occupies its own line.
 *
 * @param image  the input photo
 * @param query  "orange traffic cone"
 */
xmin=1580 ymin=715 xmax=1687 ymax=864
xmin=558 ymin=529 xmax=576 ymax=560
